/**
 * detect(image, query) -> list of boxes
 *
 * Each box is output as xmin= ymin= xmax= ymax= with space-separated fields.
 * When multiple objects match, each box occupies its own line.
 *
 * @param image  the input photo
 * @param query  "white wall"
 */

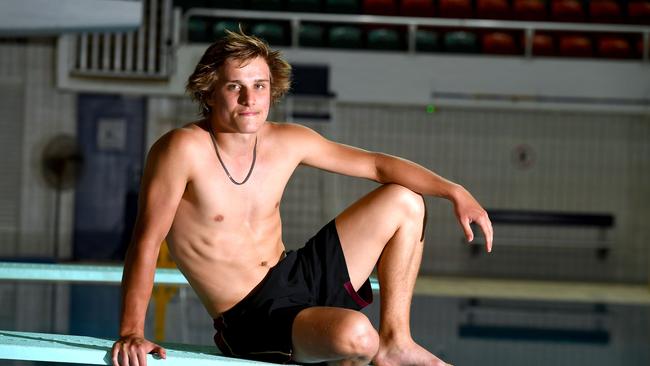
xmin=0 ymin=39 xmax=76 ymax=259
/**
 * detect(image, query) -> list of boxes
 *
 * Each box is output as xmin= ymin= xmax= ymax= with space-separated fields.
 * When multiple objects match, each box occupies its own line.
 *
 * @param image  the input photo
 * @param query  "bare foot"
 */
xmin=373 ymin=338 xmax=450 ymax=366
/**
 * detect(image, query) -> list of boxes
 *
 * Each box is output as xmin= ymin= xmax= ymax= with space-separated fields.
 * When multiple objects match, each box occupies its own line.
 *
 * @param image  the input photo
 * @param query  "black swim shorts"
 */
xmin=213 ymin=219 xmax=374 ymax=363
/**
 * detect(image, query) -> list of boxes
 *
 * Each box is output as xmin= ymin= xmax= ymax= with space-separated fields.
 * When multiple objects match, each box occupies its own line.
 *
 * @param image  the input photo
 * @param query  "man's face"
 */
xmin=208 ymin=56 xmax=271 ymax=133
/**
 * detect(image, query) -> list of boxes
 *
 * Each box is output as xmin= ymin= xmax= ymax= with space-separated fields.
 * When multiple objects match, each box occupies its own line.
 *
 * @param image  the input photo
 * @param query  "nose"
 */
xmin=238 ymin=87 xmax=254 ymax=106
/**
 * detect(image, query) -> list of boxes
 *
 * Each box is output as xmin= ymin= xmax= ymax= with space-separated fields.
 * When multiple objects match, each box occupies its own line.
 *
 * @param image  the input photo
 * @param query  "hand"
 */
xmin=451 ymin=186 xmax=493 ymax=252
xmin=111 ymin=335 xmax=167 ymax=366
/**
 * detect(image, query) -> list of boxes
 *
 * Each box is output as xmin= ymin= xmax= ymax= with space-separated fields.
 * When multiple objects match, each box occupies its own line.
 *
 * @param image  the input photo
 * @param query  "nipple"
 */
xmin=260 ymin=261 xmax=268 ymax=267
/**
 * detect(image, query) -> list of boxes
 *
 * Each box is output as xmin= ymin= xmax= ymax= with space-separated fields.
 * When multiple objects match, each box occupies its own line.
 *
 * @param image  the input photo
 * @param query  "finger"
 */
xmin=488 ymin=220 xmax=494 ymax=252
xmin=137 ymin=347 xmax=147 ymax=366
xmin=153 ymin=345 xmax=167 ymax=359
xmin=461 ymin=217 xmax=473 ymax=242
xmin=481 ymin=221 xmax=492 ymax=253
xmin=478 ymin=218 xmax=492 ymax=253
xmin=485 ymin=214 xmax=494 ymax=252
xmin=128 ymin=346 xmax=141 ymax=366
xmin=111 ymin=345 xmax=120 ymax=366
xmin=119 ymin=349 xmax=129 ymax=366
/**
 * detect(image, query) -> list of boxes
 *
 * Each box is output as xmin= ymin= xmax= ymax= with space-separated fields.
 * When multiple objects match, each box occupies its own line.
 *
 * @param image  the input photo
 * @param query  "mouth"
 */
xmin=238 ymin=111 xmax=258 ymax=117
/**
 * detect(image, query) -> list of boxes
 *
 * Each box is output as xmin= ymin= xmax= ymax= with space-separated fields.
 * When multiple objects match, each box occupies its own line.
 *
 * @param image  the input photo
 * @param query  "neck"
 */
xmin=206 ymin=119 xmax=259 ymax=157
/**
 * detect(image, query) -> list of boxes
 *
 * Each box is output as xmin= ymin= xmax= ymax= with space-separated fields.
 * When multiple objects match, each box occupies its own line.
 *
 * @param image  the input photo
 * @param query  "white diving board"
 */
xmin=0 ymin=262 xmax=187 ymax=285
xmin=0 ymin=261 xmax=380 ymax=290
xmin=2 ymin=262 xmax=649 ymax=305
xmin=0 ymin=330 xmax=275 ymax=365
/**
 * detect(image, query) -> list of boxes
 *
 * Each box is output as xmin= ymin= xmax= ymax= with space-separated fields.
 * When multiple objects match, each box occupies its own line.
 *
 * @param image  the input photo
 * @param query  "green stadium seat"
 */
xmin=444 ymin=31 xmax=479 ymax=53
xmin=188 ymin=17 xmax=210 ymax=43
xmin=213 ymin=20 xmax=240 ymax=39
xmin=415 ymin=29 xmax=441 ymax=52
xmin=299 ymin=23 xmax=326 ymax=47
xmin=250 ymin=0 xmax=285 ymax=11
xmin=251 ymin=22 xmax=288 ymax=46
xmin=288 ymin=0 xmax=322 ymax=12
xmin=325 ymin=0 xmax=360 ymax=14
xmin=328 ymin=25 xmax=363 ymax=48
xmin=367 ymin=28 xmax=402 ymax=50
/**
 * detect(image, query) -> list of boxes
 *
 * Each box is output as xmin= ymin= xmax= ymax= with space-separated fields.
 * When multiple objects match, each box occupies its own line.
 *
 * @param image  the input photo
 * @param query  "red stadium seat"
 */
xmin=628 ymin=1 xmax=650 ymax=25
xmin=559 ymin=33 xmax=593 ymax=57
xmin=477 ymin=0 xmax=512 ymax=19
xmin=400 ymin=0 xmax=436 ymax=17
xmin=482 ymin=31 xmax=519 ymax=54
xmin=439 ymin=0 xmax=474 ymax=18
xmin=522 ymin=32 xmax=556 ymax=55
xmin=513 ymin=0 xmax=548 ymax=21
xmin=363 ymin=0 xmax=398 ymax=15
xmin=552 ymin=0 xmax=585 ymax=22
xmin=589 ymin=0 xmax=623 ymax=23
xmin=533 ymin=33 xmax=556 ymax=55
xmin=596 ymin=35 xmax=631 ymax=58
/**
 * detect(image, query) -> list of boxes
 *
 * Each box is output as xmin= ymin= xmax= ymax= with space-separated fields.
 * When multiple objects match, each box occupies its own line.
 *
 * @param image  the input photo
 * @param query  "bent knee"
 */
xmin=334 ymin=313 xmax=379 ymax=360
xmin=383 ymin=184 xmax=426 ymax=219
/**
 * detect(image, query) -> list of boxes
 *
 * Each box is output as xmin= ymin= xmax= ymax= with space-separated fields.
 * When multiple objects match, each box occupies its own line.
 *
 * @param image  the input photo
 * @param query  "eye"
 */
xmin=255 ymin=83 xmax=266 ymax=90
xmin=226 ymin=84 xmax=241 ymax=91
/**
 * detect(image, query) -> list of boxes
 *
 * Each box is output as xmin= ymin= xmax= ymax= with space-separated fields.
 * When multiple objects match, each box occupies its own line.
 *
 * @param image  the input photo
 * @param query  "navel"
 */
xmin=275 ymin=202 xmax=279 ymax=208
xmin=213 ymin=214 xmax=224 ymax=222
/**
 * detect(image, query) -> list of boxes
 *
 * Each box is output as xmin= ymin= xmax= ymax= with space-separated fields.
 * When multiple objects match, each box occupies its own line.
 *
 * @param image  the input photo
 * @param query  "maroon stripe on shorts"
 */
xmin=344 ymin=281 xmax=371 ymax=308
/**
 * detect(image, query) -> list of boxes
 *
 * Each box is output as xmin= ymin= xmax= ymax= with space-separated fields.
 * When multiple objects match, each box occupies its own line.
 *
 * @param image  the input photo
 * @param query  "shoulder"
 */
xmin=265 ymin=122 xmax=333 ymax=163
xmin=148 ymin=122 xmax=206 ymax=161
xmin=266 ymin=121 xmax=320 ymax=141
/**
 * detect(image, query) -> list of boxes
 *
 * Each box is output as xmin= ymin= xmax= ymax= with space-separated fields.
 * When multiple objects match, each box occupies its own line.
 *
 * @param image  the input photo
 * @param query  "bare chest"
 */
xmin=181 ymin=145 xmax=297 ymax=224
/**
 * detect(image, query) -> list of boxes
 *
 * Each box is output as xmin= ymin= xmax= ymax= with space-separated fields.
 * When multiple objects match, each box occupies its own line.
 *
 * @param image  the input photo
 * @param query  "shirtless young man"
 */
xmin=111 ymin=30 xmax=493 ymax=366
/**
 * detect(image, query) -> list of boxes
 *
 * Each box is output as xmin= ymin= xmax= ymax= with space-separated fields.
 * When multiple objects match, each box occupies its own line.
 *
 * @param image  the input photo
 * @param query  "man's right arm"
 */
xmin=112 ymin=130 xmax=193 ymax=366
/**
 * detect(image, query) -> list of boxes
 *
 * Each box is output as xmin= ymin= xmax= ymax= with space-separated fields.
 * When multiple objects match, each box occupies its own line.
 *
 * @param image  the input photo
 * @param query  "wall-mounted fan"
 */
xmin=41 ymin=134 xmax=84 ymax=258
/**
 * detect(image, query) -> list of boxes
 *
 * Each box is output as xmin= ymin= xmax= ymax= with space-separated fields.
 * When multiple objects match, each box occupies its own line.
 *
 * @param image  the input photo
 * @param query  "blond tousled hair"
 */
xmin=186 ymin=28 xmax=292 ymax=118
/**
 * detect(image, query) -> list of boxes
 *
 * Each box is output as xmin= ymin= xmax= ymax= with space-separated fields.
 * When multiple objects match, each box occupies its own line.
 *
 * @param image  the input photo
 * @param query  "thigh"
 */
xmin=291 ymin=306 xmax=377 ymax=363
xmin=335 ymin=184 xmax=423 ymax=291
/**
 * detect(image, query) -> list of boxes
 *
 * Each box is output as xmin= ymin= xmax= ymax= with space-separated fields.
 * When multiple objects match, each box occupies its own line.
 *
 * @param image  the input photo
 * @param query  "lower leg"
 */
xmin=372 ymin=194 xmax=448 ymax=366
xmin=334 ymin=184 xmax=450 ymax=365
xmin=377 ymin=219 xmax=423 ymax=343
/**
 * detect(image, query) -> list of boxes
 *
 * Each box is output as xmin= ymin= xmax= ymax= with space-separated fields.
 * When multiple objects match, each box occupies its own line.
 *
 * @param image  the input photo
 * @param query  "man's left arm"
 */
xmin=291 ymin=123 xmax=493 ymax=252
